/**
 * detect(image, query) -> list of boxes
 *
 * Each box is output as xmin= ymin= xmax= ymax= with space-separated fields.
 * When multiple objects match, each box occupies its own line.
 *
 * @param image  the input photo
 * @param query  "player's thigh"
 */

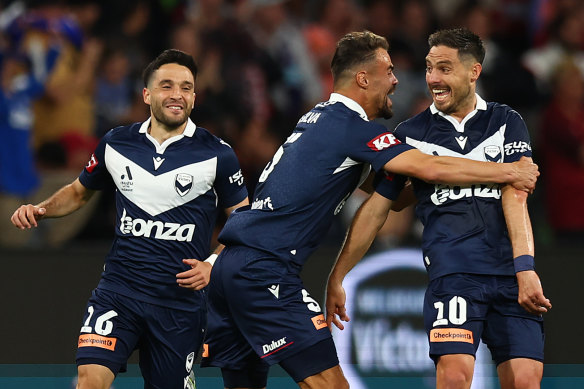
xmin=435 ymin=354 xmax=475 ymax=389
xmin=298 ymin=365 xmax=348 ymax=389
xmin=139 ymin=305 xmax=206 ymax=389
xmin=202 ymin=247 xmax=259 ymax=370
xmin=76 ymin=289 xmax=141 ymax=377
xmin=280 ymin=338 xmax=344 ymax=386
xmin=497 ymin=358 xmax=543 ymax=389
xmin=76 ymin=364 xmax=115 ymax=389
xmin=227 ymin=262 xmax=332 ymax=367
xmin=483 ymin=276 xmax=544 ymax=365
xmin=423 ymin=274 xmax=490 ymax=361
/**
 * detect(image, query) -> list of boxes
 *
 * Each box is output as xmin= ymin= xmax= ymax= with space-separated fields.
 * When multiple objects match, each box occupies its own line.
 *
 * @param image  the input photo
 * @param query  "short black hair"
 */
xmin=142 ymin=49 xmax=198 ymax=87
xmin=331 ymin=31 xmax=389 ymax=83
xmin=428 ymin=28 xmax=485 ymax=64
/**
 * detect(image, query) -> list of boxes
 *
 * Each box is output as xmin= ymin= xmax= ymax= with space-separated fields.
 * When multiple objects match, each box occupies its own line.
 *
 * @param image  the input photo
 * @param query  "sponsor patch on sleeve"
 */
xmin=311 ymin=314 xmax=328 ymax=330
xmin=429 ymin=328 xmax=474 ymax=344
xmin=85 ymin=153 xmax=99 ymax=173
xmin=78 ymin=334 xmax=117 ymax=351
xmin=367 ymin=133 xmax=401 ymax=151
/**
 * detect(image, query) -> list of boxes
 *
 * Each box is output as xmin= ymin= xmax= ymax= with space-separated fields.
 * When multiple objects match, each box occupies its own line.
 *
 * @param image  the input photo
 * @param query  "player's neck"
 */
xmin=148 ymin=120 xmax=187 ymax=144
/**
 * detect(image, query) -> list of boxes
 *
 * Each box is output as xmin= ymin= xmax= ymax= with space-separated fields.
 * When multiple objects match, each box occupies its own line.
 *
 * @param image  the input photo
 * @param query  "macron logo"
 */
xmin=367 ymin=133 xmax=401 ymax=151
xmin=268 ymin=284 xmax=280 ymax=299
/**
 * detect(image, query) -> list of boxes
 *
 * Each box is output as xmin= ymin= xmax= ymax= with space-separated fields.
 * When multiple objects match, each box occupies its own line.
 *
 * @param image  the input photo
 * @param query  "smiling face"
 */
xmin=425 ymin=45 xmax=481 ymax=120
xmin=143 ymin=63 xmax=196 ymax=133
xmin=365 ymin=47 xmax=399 ymax=120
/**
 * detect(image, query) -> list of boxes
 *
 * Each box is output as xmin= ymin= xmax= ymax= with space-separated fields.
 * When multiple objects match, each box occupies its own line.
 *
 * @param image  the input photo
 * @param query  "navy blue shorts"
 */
xmin=424 ymin=274 xmax=544 ymax=365
xmin=76 ymin=288 xmax=206 ymax=388
xmin=201 ymin=245 xmax=337 ymax=381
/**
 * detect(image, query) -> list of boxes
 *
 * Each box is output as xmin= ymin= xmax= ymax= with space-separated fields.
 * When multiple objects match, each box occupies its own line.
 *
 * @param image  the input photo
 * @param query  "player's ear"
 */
xmin=470 ymin=63 xmax=482 ymax=83
xmin=356 ymin=71 xmax=368 ymax=89
xmin=143 ymin=87 xmax=151 ymax=105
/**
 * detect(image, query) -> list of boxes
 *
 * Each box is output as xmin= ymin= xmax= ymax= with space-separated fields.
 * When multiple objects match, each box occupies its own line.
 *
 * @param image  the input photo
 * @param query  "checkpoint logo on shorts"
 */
xmin=78 ymin=334 xmax=117 ymax=351
xmin=367 ymin=133 xmax=401 ymax=151
xmin=429 ymin=328 xmax=474 ymax=344
xmin=311 ymin=314 xmax=328 ymax=330
xmin=85 ymin=153 xmax=99 ymax=173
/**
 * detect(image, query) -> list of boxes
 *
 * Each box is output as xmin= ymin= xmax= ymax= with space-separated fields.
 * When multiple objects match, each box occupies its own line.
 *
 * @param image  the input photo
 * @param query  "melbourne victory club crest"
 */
xmin=483 ymin=145 xmax=502 ymax=163
xmin=175 ymin=173 xmax=193 ymax=196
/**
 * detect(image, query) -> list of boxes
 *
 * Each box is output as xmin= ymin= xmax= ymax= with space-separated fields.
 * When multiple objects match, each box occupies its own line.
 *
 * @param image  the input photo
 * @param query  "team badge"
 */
xmin=175 ymin=173 xmax=193 ymax=196
xmin=483 ymin=145 xmax=502 ymax=162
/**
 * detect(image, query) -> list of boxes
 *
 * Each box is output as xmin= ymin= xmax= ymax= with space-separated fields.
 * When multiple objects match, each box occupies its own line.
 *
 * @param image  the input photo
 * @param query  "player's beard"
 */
xmin=379 ymin=94 xmax=394 ymax=120
xmin=151 ymin=101 xmax=192 ymax=130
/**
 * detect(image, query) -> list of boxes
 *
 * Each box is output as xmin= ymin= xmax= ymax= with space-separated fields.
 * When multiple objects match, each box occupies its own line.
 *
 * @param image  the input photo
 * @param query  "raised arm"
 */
xmin=326 ymin=191 xmax=393 ymax=330
xmin=384 ymin=149 xmax=538 ymax=192
xmin=11 ymin=178 xmax=95 ymax=229
xmin=501 ymin=183 xmax=551 ymax=315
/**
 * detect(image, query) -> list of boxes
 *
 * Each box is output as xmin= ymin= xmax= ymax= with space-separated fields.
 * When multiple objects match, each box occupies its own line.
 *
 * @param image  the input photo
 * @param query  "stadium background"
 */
xmin=1 ymin=0 xmax=583 ymax=387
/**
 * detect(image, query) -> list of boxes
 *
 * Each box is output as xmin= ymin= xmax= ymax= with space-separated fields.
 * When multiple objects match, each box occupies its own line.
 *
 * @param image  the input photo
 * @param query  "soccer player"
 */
xmin=10 ymin=49 xmax=249 ymax=389
xmin=201 ymin=31 xmax=539 ymax=389
xmin=326 ymin=28 xmax=551 ymax=389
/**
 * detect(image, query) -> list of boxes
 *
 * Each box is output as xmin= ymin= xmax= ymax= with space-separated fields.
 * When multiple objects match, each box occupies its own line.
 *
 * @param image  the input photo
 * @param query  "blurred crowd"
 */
xmin=0 ymin=0 xmax=583 ymax=249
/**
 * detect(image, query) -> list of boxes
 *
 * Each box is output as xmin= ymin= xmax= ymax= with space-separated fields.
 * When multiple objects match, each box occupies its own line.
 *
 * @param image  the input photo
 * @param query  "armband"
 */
xmin=513 ymin=255 xmax=535 ymax=273
xmin=204 ymin=253 xmax=218 ymax=266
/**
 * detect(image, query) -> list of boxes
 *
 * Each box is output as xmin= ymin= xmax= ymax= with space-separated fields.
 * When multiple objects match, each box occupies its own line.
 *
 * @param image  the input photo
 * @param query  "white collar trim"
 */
xmin=329 ymin=93 xmax=369 ymax=121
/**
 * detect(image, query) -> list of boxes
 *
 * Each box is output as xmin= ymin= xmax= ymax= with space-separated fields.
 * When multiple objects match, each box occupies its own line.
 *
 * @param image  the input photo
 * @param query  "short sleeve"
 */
xmin=373 ymin=170 xmax=407 ymax=200
xmin=78 ymin=135 xmax=110 ymax=190
xmin=346 ymin=121 xmax=414 ymax=171
xmin=214 ymin=145 xmax=248 ymax=208
xmin=503 ymin=110 xmax=532 ymax=162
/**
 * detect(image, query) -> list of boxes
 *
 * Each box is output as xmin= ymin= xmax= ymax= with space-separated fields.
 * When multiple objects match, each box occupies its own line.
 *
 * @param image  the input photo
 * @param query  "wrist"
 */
xmin=514 ymin=254 xmax=535 ymax=273
xmin=204 ymin=253 xmax=218 ymax=266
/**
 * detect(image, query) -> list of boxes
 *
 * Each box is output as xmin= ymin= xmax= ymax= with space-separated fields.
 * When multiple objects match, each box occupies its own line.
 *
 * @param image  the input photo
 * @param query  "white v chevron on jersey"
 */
xmin=105 ymin=144 xmax=218 ymax=216
xmin=405 ymin=125 xmax=507 ymax=162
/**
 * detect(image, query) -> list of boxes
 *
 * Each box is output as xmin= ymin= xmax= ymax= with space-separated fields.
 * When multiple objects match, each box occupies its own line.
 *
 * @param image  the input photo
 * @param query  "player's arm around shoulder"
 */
xmin=11 ymin=178 xmax=95 ymax=229
xmin=501 ymin=183 xmax=551 ymax=315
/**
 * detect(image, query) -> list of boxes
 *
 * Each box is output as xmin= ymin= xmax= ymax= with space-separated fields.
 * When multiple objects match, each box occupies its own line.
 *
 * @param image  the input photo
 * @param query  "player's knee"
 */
xmin=76 ymin=365 xmax=114 ymax=389
xmin=501 ymin=372 xmax=540 ymax=389
xmin=437 ymin=366 xmax=473 ymax=389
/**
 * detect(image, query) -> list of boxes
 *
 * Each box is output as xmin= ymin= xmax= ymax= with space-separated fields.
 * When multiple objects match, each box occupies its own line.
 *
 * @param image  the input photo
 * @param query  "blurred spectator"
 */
xmin=94 ymin=44 xmax=147 ymax=138
xmin=0 ymin=40 xmax=53 ymax=247
xmin=522 ymin=7 xmax=584 ymax=96
xmin=539 ymin=58 xmax=584 ymax=244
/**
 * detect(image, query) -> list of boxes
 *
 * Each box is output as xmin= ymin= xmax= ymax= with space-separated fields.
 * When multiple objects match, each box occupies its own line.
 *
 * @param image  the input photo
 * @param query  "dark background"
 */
xmin=0 ymin=242 xmax=581 ymax=365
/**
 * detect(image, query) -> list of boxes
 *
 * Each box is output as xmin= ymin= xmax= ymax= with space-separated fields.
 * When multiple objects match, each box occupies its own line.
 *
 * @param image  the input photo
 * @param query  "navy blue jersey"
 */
xmin=79 ymin=118 xmax=248 ymax=311
xmin=392 ymin=95 xmax=532 ymax=280
xmin=218 ymin=93 xmax=413 ymax=269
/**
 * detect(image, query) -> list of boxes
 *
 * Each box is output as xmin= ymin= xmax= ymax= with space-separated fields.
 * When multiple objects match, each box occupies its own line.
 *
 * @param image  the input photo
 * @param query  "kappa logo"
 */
xmin=268 ymin=284 xmax=280 ymax=299
xmin=484 ymin=145 xmax=502 ymax=162
xmin=175 ymin=173 xmax=193 ymax=196
xmin=367 ymin=133 xmax=401 ymax=151
xmin=85 ymin=153 xmax=98 ymax=173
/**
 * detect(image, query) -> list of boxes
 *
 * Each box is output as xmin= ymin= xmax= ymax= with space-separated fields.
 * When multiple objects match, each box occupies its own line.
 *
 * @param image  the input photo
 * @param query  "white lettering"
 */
xmin=119 ymin=209 xmax=195 ymax=242
xmin=430 ymin=184 xmax=501 ymax=205
xmin=262 ymin=337 xmax=287 ymax=354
